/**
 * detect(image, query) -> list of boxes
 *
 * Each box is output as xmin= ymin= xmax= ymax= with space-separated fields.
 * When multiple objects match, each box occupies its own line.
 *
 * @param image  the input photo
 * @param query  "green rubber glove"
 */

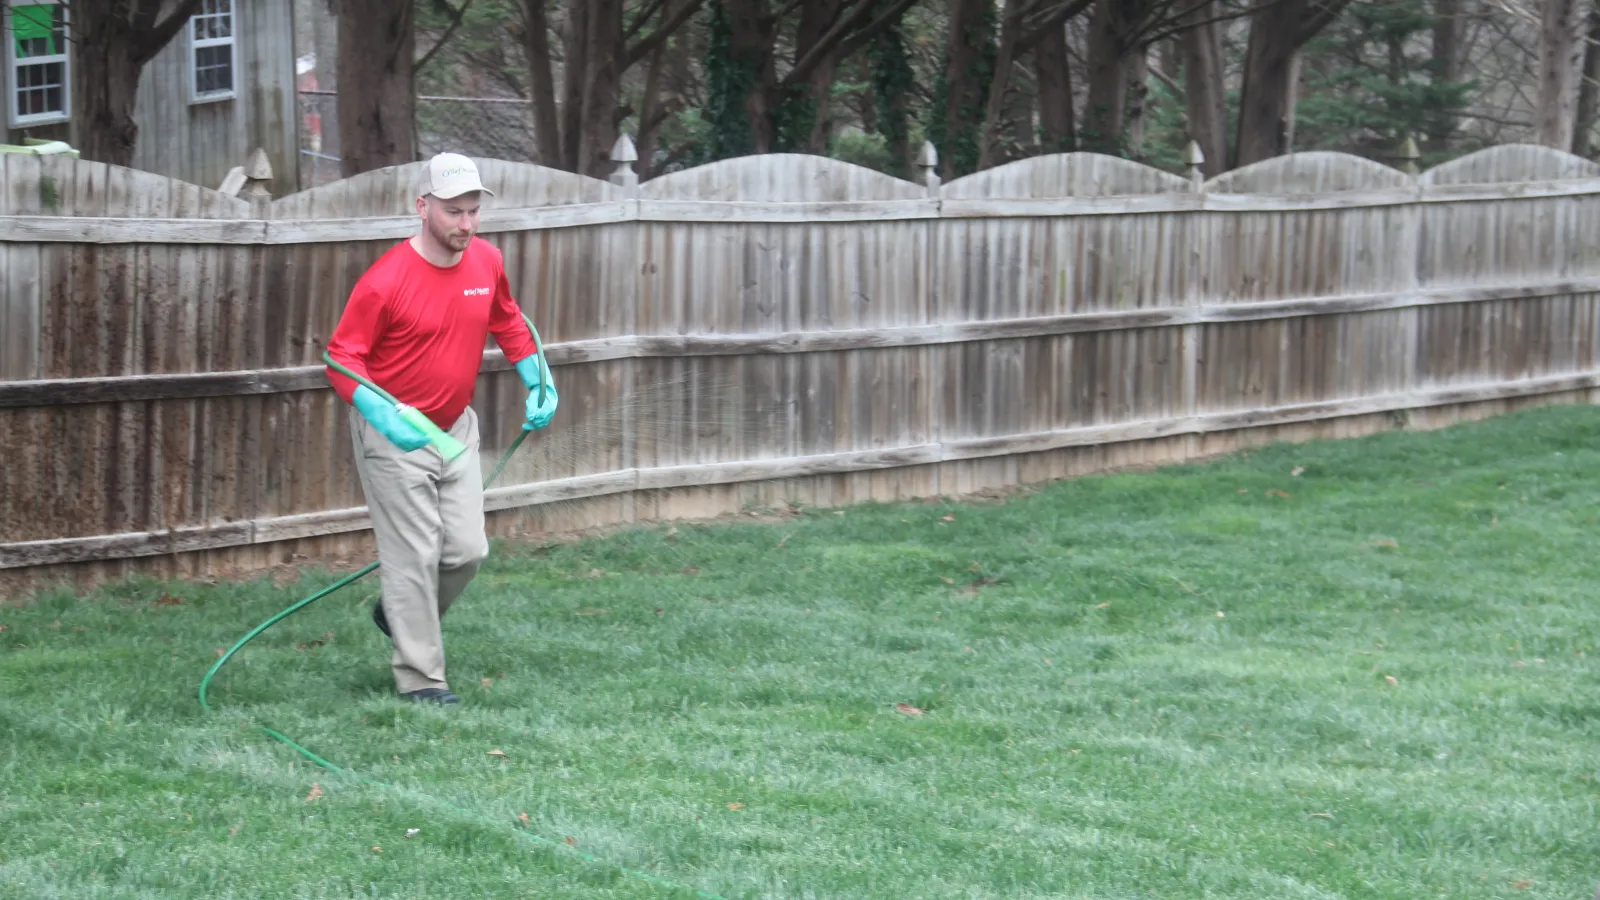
xmin=352 ymin=384 xmax=431 ymax=451
xmin=515 ymin=353 xmax=559 ymax=431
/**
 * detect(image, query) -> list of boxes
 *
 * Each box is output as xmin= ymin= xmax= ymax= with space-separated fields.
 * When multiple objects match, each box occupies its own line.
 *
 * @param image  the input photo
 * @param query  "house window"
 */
xmin=189 ymin=0 xmax=235 ymax=102
xmin=6 ymin=2 xmax=69 ymax=127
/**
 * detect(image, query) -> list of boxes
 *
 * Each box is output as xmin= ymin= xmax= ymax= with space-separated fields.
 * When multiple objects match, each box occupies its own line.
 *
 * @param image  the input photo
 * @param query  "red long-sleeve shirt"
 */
xmin=325 ymin=237 xmax=539 ymax=429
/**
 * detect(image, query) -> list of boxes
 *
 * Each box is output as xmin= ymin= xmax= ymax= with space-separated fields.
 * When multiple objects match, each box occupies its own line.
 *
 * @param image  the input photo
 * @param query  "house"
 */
xmin=1 ymin=0 xmax=301 ymax=195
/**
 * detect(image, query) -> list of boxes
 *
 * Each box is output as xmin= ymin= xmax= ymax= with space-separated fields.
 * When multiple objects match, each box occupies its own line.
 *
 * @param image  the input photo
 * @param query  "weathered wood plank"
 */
xmin=9 ymin=368 xmax=1597 ymax=570
xmin=8 ymin=278 xmax=1600 ymax=409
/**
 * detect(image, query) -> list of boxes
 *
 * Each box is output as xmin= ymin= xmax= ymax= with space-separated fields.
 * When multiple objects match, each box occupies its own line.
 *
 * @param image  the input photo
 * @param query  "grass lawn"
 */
xmin=4 ymin=404 xmax=1600 ymax=899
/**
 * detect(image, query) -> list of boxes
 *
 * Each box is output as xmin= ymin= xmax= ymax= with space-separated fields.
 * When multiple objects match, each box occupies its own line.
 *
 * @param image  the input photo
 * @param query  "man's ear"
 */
xmin=415 ymin=195 xmax=429 ymax=218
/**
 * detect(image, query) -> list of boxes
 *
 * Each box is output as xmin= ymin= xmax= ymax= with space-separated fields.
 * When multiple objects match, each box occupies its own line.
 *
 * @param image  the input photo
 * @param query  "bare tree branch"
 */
xmin=136 ymin=0 xmax=207 ymax=65
xmin=785 ymin=0 xmax=881 ymax=87
xmin=625 ymin=0 xmax=707 ymax=69
xmin=819 ymin=0 xmax=925 ymax=78
xmin=626 ymin=0 xmax=668 ymax=41
xmin=415 ymin=0 xmax=475 ymax=74
xmin=1016 ymin=0 xmax=1095 ymax=53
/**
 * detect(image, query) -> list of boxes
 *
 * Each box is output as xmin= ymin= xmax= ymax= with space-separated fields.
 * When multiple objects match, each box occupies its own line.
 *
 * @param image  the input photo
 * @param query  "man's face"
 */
xmin=421 ymin=192 xmax=481 ymax=252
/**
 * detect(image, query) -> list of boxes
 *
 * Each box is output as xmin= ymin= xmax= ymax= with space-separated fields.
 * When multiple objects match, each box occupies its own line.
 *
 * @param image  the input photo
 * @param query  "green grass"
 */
xmin=5 ymin=404 xmax=1600 ymax=899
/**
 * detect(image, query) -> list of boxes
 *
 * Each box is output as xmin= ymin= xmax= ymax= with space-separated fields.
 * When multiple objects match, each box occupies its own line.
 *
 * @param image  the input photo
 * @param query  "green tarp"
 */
xmin=12 ymin=4 xmax=60 ymax=57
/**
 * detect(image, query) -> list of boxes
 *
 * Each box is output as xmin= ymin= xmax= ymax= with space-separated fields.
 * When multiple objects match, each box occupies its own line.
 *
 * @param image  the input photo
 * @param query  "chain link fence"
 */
xmin=297 ymin=91 xmax=540 ymax=189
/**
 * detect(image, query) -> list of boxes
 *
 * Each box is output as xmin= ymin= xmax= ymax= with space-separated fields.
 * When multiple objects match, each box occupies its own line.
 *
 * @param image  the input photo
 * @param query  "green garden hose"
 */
xmin=195 ymin=321 xmax=721 ymax=900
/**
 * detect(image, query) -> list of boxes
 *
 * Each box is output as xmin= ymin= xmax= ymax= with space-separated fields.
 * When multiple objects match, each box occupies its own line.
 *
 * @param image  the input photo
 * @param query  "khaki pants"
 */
xmin=350 ymin=405 xmax=489 ymax=694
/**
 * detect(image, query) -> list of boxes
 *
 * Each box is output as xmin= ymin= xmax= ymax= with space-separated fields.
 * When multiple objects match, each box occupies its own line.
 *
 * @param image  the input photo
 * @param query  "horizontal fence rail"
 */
xmin=3 ymin=142 xmax=1599 ymax=588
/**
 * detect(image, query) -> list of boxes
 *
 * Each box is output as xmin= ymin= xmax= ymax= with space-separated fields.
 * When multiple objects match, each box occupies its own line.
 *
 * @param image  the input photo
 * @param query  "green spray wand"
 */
xmin=319 ymin=314 xmax=549 ymax=464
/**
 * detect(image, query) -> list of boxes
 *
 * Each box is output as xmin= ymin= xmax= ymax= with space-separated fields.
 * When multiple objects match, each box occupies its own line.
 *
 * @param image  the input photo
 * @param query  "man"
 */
xmin=325 ymin=153 xmax=558 ymax=706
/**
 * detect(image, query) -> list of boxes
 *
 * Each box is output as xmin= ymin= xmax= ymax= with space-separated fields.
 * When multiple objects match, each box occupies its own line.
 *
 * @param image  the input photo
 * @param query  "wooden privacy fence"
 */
xmin=3 ymin=141 xmax=1600 ymax=593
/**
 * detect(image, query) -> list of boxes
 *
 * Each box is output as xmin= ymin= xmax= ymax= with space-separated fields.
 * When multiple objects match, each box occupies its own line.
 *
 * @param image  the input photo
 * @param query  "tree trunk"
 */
xmin=576 ymin=0 xmax=625 ymax=177
xmin=338 ymin=0 xmax=415 ymax=176
xmin=729 ymin=0 xmax=777 ymax=154
xmin=1574 ymin=7 xmax=1600 ymax=156
xmin=978 ymin=0 xmax=1027 ymax=170
xmin=1537 ymin=0 xmax=1587 ymax=149
xmin=637 ymin=42 xmax=669 ymax=179
xmin=1034 ymin=17 xmax=1075 ymax=153
xmin=1181 ymin=0 xmax=1227 ymax=175
xmin=939 ymin=0 xmax=996 ymax=178
xmin=1081 ymin=0 xmax=1130 ymax=155
xmin=560 ymin=0 xmax=589 ymax=171
xmin=1424 ymin=0 xmax=1461 ymax=155
xmin=1235 ymin=0 xmax=1327 ymax=168
xmin=69 ymin=0 xmax=207 ymax=168
xmin=796 ymin=0 xmax=846 ymax=154
xmin=1125 ymin=47 xmax=1149 ymax=158
xmin=870 ymin=22 xmax=915 ymax=177
xmin=520 ymin=0 xmax=563 ymax=168
xmin=73 ymin=17 xmax=145 ymax=167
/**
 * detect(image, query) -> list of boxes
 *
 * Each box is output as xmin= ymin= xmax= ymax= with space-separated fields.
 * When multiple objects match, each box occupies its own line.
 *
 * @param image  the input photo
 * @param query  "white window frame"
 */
xmin=4 ymin=1 xmax=71 ymax=128
xmin=188 ymin=0 xmax=236 ymax=104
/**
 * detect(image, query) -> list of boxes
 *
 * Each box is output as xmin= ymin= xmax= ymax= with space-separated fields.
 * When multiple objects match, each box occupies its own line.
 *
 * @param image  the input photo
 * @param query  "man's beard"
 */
xmin=429 ymin=218 xmax=472 ymax=251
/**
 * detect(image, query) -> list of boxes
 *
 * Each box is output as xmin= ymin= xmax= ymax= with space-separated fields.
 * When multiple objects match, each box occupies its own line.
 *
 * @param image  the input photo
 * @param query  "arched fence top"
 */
xmin=939 ymin=152 xmax=1190 ymax=199
xmin=269 ymin=157 xmax=626 ymax=218
xmin=1419 ymin=143 xmax=1600 ymax=186
xmin=1203 ymin=151 xmax=1415 ymax=195
xmin=0 ymin=153 xmax=253 ymax=217
xmin=639 ymin=153 xmax=928 ymax=202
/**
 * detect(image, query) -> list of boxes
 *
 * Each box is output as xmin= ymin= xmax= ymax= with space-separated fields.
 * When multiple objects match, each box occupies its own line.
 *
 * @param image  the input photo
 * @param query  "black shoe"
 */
xmin=372 ymin=598 xmax=390 ymax=637
xmin=401 ymin=687 xmax=459 ymax=705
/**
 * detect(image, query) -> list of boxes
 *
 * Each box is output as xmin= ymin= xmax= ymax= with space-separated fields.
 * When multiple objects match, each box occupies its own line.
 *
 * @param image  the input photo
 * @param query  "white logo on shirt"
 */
xmin=463 ymin=287 xmax=491 ymax=296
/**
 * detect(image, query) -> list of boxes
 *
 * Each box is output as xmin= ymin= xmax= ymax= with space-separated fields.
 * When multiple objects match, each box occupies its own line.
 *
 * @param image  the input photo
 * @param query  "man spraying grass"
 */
xmin=324 ymin=153 xmax=559 ymax=705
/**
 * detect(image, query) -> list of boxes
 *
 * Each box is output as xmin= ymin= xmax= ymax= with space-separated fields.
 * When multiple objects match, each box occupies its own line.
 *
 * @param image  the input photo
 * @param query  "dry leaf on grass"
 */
xmin=1291 ymin=466 xmax=1305 ymax=477
xmin=487 ymin=749 xmax=508 ymax=760
xmin=726 ymin=803 xmax=745 ymax=811
xmin=518 ymin=812 xmax=530 ymax=823
xmin=1216 ymin=611 xmax=1226 ymax=618
xmin=574 ymin=608 xmax=610 ymax=617
xmin=371 ymin=845 xmax=383 ymax=853
xmin=405 ymin=828 xmax=420 ymax=839
xmin=941 ymin=515 xmax=955 ymax=523
xmin=153 ymin=593 xmax=184 ymax=606
xmin=1266 ymin=489 xmax=1291 ymax=498
xmin=305 ymin=783 xmax=324 ymax=802
xmin=895 ymin=703 xmax=924 ymax=716
xmin=565 ymin=835 xmax=579 ymax=845
xmin=1095 ymin=602 xmax=1110 ymax=610
xmin=481 ymin=677 xmax=494 ymax=688
xmin=961 ymin=577 xmax=1000 ymax=596
xmin=1384 ymin=675 xmax=1399 ymax=686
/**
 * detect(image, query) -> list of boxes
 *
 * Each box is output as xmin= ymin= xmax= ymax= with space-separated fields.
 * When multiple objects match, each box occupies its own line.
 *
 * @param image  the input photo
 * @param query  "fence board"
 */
xmin=4 ymin=146 xmax=1600 ymax=587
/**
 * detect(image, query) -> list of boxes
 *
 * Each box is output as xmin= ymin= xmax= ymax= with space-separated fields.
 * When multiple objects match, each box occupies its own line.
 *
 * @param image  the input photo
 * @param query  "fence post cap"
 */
xmin=609 ymin=133 xmax=640 ymax=191
xmin=611 ymin=133 xmax=639 ymax=164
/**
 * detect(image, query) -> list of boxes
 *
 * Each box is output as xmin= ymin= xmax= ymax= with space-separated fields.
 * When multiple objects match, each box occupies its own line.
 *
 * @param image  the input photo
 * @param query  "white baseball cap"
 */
xmin=419 ymin=152 xmax=494 ymax=199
